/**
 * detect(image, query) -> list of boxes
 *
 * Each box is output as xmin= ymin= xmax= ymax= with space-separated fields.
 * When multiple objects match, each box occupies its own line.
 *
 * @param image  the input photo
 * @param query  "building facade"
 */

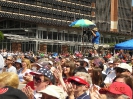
xmin=96 ymin=0 xmax=132 ymax=33
xmin=0 ymin=0 xmax=132 ymax=53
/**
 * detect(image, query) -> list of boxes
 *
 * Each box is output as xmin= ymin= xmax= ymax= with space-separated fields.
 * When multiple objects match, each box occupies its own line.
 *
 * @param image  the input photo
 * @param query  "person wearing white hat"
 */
xmin=83 ymin=58 xmax=89 ymax=71
xmin=39 ymin=85 xmax=66 ymax=99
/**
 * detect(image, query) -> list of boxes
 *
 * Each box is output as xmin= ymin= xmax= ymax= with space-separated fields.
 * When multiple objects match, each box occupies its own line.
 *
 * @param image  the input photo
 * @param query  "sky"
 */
xmin=132 ymin=0 xmax=133 ymax=6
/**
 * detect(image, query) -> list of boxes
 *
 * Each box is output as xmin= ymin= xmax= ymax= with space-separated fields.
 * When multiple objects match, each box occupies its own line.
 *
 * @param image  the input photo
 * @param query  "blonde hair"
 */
xmin=75 ymin=72 xmax=92 ymax=84
xmin=22 ymin=59 xmax=31 ymax=69
xmin=0 ymin=72 xmax=19 ymax=88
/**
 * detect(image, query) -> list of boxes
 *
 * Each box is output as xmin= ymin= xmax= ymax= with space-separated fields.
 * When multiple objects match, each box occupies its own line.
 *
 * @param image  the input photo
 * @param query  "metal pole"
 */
xmin=35 ymin=30 xmax=38 ymax=52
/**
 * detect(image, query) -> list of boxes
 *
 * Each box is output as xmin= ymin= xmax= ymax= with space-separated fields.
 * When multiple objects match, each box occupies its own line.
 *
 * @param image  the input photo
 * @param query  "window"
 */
xmin=69 ymin=34 xmax=73 ymax=41
xmin=48 ymin=31 xmax=52 ymax=39
xmin=53 ymin=32 xmax=57 ymax=40
xmin=65 ymin=33 xmax=68 ymax=41
xmin=43 ymin=31 xmax=47 ymax=39
xmin=58 ymin=32 xmax=61 ymax=40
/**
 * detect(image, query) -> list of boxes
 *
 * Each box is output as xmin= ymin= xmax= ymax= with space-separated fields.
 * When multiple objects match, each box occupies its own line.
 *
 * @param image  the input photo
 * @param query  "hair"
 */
xmin=22 ymin=59 xmax=31 ymax=69
xmin=113 ymin=74 xmax=133 ymax=90
xmin=113 ymin=58 xmax=121 ymax=63
xmin=73 ymin=66 xmax=87 ymax=75
xmin=104 ymin=92 xmax=130 ymax=99
xmin=63 ymin=61 xmax=76 ymax=77
xmin=0 ymin=72 xmax=19 ymax=88
xmin=75 ymin=72 xmax=92 ymax=84
xmin=91 ymin=67 xmax=103 ymax=86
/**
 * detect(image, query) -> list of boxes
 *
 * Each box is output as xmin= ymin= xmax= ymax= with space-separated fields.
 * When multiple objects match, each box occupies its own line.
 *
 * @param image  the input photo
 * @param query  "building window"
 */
xmin=48 ymin=31 xmax=52 ymax=39
xmin=69 ymin=34 xmax=73 ymax=41
xmin=53 ymin=32 xmax=57 ymax=40
xmin=58 ymin=32 xmax=61 ymax=40
xmin=65 ymin=33 xmax=68 ymax=41
xmin=43 ymin=31 xmax=47 ymax=39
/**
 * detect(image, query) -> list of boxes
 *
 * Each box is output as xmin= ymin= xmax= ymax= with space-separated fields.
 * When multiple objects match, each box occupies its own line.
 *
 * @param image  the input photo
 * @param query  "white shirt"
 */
xmin=18 ymin=69 xmax=31 ymax=82
xmin=5 ymin=66 xmax=17 ymax=73
xmin=104 ymin=70 xmax=116 ymax=84
xmin=0 ymin=54 xmax=4 ymax=73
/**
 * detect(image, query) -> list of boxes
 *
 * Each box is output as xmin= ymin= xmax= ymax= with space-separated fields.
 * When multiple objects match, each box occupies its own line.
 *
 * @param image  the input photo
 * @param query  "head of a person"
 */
xmin=0 ymin=72 xmax=19 ymax=88
xmin=30 ymin=67 xmax=54 ymax=91
xmin=75 ymin=60 xmax=81 ymax=67
xmin=74 ymin=72 xmax=92 ymax=87
xmin=107 ymin=60 xmax=114 ymax=68
xmin=5 ymin=56 xmax=13 ymax=66
xmin=115 ymin=63 xmax=132 ymax=76
xmin=31 ymin=58 xmax=49 ymax=71
xmin=113 ymin=58 xmax=121 ymax=67
xmin=48 ymin=60 xmax=53 ymax=69
xmin=73 ymin=66 xmax=87 ymax=75
xmin=99 ymin=82 xmax=132 ymax=99
xmin=83 ymin=58 xmax=89 ymax=67
xmin=22 ymin=59 xmax=31 ymax=69
xmin=91 ymin=67 xmax=103 ymax=86
xmin=68 ymin=76 xmax=90 ymax=94
xmin=39 ymin=85 xmax=66 ymax=99
xmin=61 ymin=58 xmax=67 ymax=66
xmin=14 ymin=59 xmax=22 ymax=69
xmin=92 ymin=27 xmax=98 ymax=32
xmin=0 ymin=86 xmax=28 ymax=99
xmin=62 ymin=61 xmax=76 ymax=77
xmin=113 ymin=74 xmax=133 ymax=90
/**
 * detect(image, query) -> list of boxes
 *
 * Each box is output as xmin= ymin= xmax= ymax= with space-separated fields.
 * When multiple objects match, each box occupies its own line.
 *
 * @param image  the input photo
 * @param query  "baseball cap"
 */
xmin=99 ymin=82 xmax=132 ymax=99
xmin=0 ymin=86 xmax=28 ymax=99
xmin=39 ymin=85 xmax=66 ymax=99
xmin=108 ymin=60 xmax=113 ymax=64
xmin=48 ymin=61 xmax=53 ymax=65
xmin=67 ymin=76 xmax=90 ymax=87
xmin=117 ymin=63 xmax=132 ymax=73
xmin=15 ymin=59 xmax=22 ymax=64
xmin=30 ymin=67 xmax=54 ymax=84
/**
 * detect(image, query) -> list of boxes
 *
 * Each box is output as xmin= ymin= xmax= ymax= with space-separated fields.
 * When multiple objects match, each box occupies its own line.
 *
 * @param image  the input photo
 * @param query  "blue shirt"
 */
xmin=66 ymin=92 xmax=90 ymax=99
xmin=92 ymin=31 xmax=100 ymax=44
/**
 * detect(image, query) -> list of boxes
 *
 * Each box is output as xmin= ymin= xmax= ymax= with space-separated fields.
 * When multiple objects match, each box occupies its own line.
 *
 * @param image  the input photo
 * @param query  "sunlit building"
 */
xmin=0 ymin=0 xmax=132 ymax=53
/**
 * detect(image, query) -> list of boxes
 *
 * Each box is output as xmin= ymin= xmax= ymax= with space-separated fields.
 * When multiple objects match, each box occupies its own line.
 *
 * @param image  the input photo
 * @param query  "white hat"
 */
xmin=39 ymin=85 xmax=66 ymax=99
xmin=83 ymin=58 xmax=89 ymax=63
xmin=108 ymin=60 xmax=113 ymax=64
xmin=117 ymin=63 xmax=132 ymax=73
xmin=83 ymin=58 xmax=89 ymax=66
xmin=48 ymin=61 xmax=53 ymax=65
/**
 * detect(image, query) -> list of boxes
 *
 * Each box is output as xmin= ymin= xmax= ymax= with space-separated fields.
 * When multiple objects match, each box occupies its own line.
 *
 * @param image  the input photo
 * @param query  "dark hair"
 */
xmin=92 ymin=67 xmax=103 ymax=86
xmin=73 ymin=66 xmax=87 ymax=75
xmin=63 ymin=61 xmax=76 ymax=77
xmin=113 ymin=74 xmax=133 ymax=90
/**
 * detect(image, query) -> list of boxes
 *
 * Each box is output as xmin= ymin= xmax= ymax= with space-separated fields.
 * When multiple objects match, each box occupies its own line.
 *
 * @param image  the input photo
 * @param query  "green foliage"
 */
xmin=108 ymin=42 xmax=115 ymax=46
xmin=0 ymin=31 xmax=4 ymax=40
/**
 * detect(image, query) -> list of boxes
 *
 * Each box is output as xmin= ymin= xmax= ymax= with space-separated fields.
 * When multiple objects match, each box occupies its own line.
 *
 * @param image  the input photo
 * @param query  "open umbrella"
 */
xmin=69 ymin=19 xmax=96 ymax=53
xmin=69 ymin=19 xmax=95 ymax=28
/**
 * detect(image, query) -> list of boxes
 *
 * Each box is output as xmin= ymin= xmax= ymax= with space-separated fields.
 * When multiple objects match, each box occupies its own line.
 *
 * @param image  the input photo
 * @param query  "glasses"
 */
xmin=63 ymin=66 xmax=70 ymax=68
xmin=75 ymin=64 xmax=80 ymax=67
xmin=6 ymin=59 xmax=12 ymax=61
xmin=115 ymin=68 xmax=128 ymax=73
xmin=33 ymin=76 xmax=42 ymax=83
xmin=70 ymin=80 xmax=84 ymax=86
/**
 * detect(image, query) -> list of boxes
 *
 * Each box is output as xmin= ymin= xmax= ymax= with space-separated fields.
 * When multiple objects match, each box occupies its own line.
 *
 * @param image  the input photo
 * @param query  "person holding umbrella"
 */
xmin=91 ymin=27 xmax=100 ymax=50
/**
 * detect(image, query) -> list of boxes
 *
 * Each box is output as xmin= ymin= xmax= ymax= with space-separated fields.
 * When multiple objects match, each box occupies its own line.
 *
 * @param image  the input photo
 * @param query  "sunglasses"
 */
xmin=63 ymin=66 xmax=70 ymax=68
xmin=70 ymin=80 xmax=84 ymax=86
xmin=6 ymin=59 xmax=12 ymax=61
xmin=33 ymin=76 xmax=42 ymax=83
xmin=115 ymin=68 xmax=128 ymax=73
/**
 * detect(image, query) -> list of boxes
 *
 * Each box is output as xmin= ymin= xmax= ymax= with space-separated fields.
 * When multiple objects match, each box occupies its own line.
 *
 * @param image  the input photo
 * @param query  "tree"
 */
xmin=0 ymin=31 xmax=4 ymax=41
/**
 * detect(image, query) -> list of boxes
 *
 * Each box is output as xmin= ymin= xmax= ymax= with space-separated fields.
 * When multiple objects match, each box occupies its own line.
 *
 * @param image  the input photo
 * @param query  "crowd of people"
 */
xmin=0 ymin=48 xmax=132 ymax=99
